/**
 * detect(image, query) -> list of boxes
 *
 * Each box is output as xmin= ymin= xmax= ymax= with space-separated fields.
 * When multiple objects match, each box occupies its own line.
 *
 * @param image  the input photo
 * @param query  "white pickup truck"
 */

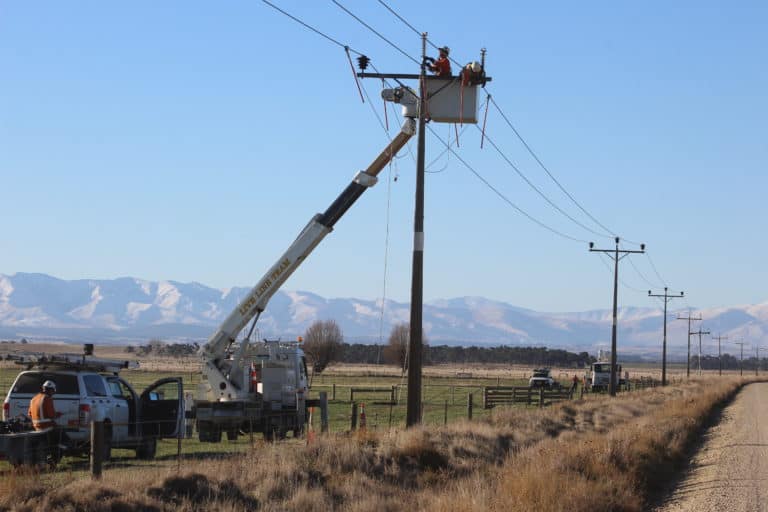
xmin=2 ymin=353 xmax=183 ymax=460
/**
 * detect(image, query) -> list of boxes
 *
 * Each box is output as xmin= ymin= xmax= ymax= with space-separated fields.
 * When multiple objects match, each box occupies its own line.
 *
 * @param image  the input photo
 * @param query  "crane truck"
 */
xmin=194 ymin=87 xmax=418 ymax=442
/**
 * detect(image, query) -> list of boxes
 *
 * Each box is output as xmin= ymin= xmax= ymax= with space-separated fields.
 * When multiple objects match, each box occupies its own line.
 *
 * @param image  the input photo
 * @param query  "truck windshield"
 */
xmin=12 ymin=373 xmax=79 ymax=395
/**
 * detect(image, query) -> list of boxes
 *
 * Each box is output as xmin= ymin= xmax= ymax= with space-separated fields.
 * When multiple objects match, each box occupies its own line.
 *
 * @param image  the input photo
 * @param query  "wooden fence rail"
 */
xmin=482 ymin=386 xmax=574 ymax=409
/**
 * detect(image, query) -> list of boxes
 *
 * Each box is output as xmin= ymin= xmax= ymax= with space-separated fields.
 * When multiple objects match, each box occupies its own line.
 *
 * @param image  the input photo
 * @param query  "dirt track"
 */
xmin=657 ymin=382 xmax=768 ymax=512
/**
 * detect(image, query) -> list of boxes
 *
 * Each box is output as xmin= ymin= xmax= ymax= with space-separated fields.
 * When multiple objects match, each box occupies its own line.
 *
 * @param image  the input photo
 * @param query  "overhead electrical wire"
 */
xmin=261 ymin=0 xmax=364 ymax=56
xmin=487 ymin=97 xmax=616 ymax=238
xmin=427 ymin=125 xmax=588 ymax=244
xmin=374 ymin=0 xmax=651 ymax=248
xmin=262 ymin=0 xmax=641 ymax=252
xmin=478 ymin=126 xmax=614 ymax=240
xmin=597 ymin=253 xmax=650 ymax=295
xmin=330 ymin=0 xmax=421 ymax=65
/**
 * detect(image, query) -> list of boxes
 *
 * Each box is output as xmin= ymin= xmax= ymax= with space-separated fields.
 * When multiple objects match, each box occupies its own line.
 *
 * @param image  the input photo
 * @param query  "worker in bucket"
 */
xmin=425 ymin=46 xmax=452 ymax=77
xmin=28 ymin=380 xmax=63 ymax=431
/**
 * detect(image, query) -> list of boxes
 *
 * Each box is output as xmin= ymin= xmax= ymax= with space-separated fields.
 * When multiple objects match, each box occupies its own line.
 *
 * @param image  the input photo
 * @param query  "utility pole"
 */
xmin=733 ymin=340 xmax=746 ymax=377
xmin=677 ymin=311 xmax=702 ymax=378
xmin=649 ymin=287 xmax=684 ymax=386
xmin=690 ymin=328 xmax=710 ymax=375
xmin=712 ymin=334 xmax=728 ymax=376
xmin=405 ymin=33 xmax=428 ymax=427
xmin=758 ymin=347 xmax=768 ymax=377
xmin=589 ymin=237 xmax=645 ymax=396
xmin=357 ymin=38 xmax=491 ymax=427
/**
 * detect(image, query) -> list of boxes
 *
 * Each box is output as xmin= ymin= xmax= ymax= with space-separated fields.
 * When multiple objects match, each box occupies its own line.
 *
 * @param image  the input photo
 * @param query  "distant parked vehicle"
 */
xmin=587 ymin=361 xmax=626 ymax=392
xmin=528 ymin=368 xmax=559 ymax=389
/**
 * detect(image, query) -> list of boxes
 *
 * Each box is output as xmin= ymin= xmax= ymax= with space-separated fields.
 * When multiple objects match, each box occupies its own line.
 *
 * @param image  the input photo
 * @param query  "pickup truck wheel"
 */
xmin=226 ymin=430 xmax=238 ymax=441
xmin=136 ymin=438 xmax=157 ymax=460
xmin=198 ymin=425 xmax=222 ymax=443
xmin=263 ymin=428 xmax=274 ymax=442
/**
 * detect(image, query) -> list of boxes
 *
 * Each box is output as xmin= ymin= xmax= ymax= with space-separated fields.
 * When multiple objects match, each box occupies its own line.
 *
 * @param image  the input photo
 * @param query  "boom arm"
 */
xmin=201 ymin=116 xmax=416 ymax=400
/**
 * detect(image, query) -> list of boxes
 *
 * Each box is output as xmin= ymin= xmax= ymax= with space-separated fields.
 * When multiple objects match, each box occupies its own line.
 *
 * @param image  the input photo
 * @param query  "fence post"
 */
xmin=451 ymin=386 xmax=455 ymax=405
xmin=467 ymin=393 xmax=473 ymax=420
xmin=443 ymin=400 xmax=448 ymax=425
xmin=388 ymin=401 xmax=393 ymax=428
xmin=391 ymin=385 xmax=396 ymax=404
xmin=349 ymin=388 xmax=354 ymax=402
xmin=539 ymin=387 xmax=544 ymax=408
xmin=90 ymin=420 xmax=104 ymax=480
xmin=350 ymin=402 xmax=358 ymax=431
xmin=482 ymin=386 xmax=488 ymax=410
xmin=332 ymin=383 xmax=336 ymax=401
xmin=319 ymin=392 xmax=329 ymax=433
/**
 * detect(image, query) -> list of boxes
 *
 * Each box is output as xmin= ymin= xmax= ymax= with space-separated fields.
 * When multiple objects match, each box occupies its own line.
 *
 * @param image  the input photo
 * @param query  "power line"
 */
xmin=597 ymin=253 xmax=647 ymax=294
xmin=427 ymin=125 xmax=588 ymax=244
xmin=261 ymin=0 xmax=363 ymax=55
xmin=487 ymin=96 xmax=616 ymax=238
xmin=479 ymin=126 xmax=614 ymax=240
xmin=645 ymin=252 xmax=668 ymax=288
xmin=376 ymin=0 xmax=648 ymax=249
xmin=331 ymin=0 xmax=421 ymax=65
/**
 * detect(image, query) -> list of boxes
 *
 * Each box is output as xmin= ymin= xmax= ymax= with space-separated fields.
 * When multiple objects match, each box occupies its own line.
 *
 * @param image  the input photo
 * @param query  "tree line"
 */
xmin=300 ymin=319 xmax=595 ymax=372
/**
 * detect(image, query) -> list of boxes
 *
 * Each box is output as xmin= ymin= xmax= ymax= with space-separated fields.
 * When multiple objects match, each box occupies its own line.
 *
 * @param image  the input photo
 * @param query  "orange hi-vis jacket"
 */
xmin=28 ymin=392 xmax=56 ymax=430
xmin=432 ymin=56 xmax=451 ymax=77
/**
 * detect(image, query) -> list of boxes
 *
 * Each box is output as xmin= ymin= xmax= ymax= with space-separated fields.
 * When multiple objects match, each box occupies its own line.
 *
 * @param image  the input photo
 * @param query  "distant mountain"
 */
xmin=1 ymin=273 xmax=766 ymax=358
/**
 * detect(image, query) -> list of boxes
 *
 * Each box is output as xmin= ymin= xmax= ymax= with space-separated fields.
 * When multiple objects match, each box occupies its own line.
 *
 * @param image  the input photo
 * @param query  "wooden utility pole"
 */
xmin=677 ymin=311 xmax=702 ymax=378
xmin=689 ymin=328 xmax=710 ymax=375
xmin=405 ymin=33 xmax=428 ymax=427
xmin=357 ymin=40 xmax=491 ymax=427
xmin=712 ymin=334 xmax=728 ymax=376
xmin=589 ymin=237 xmax=645 ymax=396
xmin=649 ymin=287 xmax=684 ymax=386
xmin=734 ymin=340 xmax=746 ymax=376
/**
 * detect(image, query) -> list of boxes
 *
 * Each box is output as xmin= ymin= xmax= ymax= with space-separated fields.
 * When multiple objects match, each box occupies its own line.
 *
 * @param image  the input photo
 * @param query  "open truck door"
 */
xmin=140 ymin=377 xmax=183 ymax=439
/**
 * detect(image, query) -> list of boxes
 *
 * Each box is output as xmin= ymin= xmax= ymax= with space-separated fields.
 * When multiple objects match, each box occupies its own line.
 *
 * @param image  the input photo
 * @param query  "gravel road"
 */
xmin=657 ymin=382 xmax=768 ymax=512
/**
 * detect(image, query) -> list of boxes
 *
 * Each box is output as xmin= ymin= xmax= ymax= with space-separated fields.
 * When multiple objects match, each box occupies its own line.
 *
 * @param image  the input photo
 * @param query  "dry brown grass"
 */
xmin=0 ymin=377 xmax=748 ymax=511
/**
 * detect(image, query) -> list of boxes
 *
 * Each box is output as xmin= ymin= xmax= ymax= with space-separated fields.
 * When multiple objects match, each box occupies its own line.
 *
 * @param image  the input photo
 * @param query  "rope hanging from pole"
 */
xmin=345 ymin=46 xmax=365 ymax=103
xmin=480 ymin=93 xmax=491 ymax=149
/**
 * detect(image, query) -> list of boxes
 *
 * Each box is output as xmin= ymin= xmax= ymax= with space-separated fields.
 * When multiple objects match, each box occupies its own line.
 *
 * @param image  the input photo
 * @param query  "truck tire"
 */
xmin=226 ymin=430 xmax=238 ymax=441
xmin=136 ymin=438 xmax=157 ymax=460
xmin=198 ymin=424 xmax=222 ymax=443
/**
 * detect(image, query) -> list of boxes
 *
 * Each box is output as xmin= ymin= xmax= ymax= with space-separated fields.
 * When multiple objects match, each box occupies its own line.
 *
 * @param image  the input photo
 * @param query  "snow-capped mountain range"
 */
xmin=1 ymin=273 xmax=766 ymax=357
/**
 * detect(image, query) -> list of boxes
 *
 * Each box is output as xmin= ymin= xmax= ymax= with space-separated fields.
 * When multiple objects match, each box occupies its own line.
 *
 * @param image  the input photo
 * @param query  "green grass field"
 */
xmin=0 ymin=364 xmax=561 ymax=475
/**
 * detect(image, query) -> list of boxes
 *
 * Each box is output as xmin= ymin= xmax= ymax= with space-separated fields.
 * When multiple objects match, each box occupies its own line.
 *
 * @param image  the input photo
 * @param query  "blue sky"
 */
xmin=1 ymin=1 xmax=766 ymax=312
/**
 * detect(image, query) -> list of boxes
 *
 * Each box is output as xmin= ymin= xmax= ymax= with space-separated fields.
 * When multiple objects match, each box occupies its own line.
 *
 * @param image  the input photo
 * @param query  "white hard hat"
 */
xmin=42 ymin=380 xmax=56 ymax=391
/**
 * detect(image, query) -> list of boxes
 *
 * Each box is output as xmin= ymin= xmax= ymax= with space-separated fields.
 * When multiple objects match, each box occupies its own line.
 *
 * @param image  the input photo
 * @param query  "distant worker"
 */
xmin=570 ymin=374 xmax=579 ymax=393
xmin=28 ymin=380 xmax=62 ymax=431
xmin=425 ymin=46 xmax=452 ymax=77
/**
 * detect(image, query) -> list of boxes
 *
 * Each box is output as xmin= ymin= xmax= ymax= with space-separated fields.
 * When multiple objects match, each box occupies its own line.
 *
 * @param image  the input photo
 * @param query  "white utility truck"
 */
xmin=193 ymin=87 xmax=419 ymax=442
xmin=587 ymin=361 xmax=626 ymax=392
xmin=2 ymin=347 xmax=183 ymax=460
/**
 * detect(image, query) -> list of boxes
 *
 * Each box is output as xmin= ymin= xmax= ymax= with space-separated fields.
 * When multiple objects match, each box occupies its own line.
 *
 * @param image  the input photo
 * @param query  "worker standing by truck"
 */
xmin=28 ymin=380 xmax=66 ymax=460
xmin=28 ymin=380 xmax=62 ymax=430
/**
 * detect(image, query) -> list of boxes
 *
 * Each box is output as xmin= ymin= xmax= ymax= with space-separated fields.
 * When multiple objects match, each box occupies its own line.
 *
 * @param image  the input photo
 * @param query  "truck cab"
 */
xmin=588 ymin=362 xmax=625 ymax=392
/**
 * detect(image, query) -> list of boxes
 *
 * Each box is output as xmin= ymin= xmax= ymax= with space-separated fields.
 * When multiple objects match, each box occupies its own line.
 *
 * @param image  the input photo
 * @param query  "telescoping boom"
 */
xmin=201 ymin=89 xmax=418 ymax=401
